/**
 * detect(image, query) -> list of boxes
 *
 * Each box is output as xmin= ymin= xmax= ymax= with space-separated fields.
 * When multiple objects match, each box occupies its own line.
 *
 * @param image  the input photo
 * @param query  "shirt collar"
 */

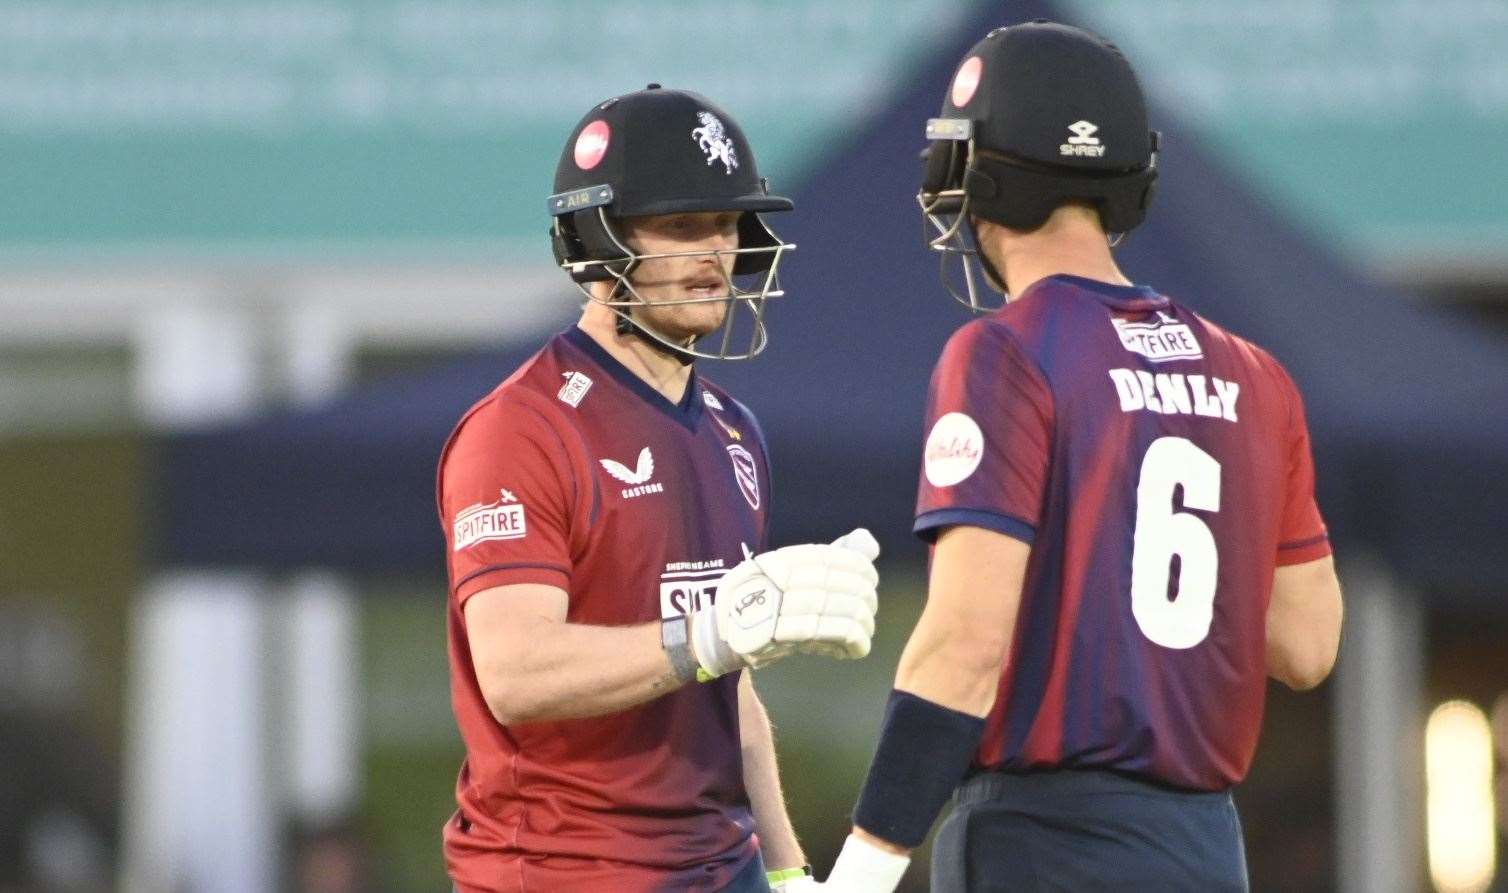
xmin=1022 ymin=273 xmax=1169 ymax=312
xmin=560 ymin=325 xmax=705 ymax=431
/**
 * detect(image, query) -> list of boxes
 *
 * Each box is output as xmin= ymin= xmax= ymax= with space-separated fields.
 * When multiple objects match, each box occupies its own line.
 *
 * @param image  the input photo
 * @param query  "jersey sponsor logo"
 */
xmin=692 ymin=111 xmax=738 ymax=174
xmin=924 ymin=412 xmax=984 ymax=487
xmin=557 ymin=370 xmax=593 ymax=407
xmin=600 ymin=447 xmax=665 ymax=498
xmin=701 ymin=391 xmax=724 ymax=411
xmin=452 ymin=489 xmax=527 ymax=550
xmin=1112 ymin=311 xmax=1203 ymax=362
xmin=1107 ymin=368 xmax=1240 ymax=422
xmin=727 ymin=444 xmax=760 ymax=510
xmin=1061 ymin=119 xmax=1106 ymax=158
xmin=659 ymin=559 xmax=727 ymax=618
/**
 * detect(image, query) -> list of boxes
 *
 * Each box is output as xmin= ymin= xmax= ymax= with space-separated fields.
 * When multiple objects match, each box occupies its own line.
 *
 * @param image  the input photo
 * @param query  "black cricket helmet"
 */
xmin=919 ymin=21 xmax=1160 ymax=311
xmin=549 ymin=85 xmax=794 ymax=360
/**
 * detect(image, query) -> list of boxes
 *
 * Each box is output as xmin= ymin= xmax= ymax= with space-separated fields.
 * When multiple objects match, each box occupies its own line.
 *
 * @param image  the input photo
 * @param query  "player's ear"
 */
xmin=969 ymin=214 xmax=997 ymax=246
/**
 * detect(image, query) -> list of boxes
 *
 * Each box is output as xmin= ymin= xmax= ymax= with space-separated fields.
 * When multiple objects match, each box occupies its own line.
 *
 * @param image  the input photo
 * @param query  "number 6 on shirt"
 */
xmin=1131 ymin=436 xmax=1221 ymax=649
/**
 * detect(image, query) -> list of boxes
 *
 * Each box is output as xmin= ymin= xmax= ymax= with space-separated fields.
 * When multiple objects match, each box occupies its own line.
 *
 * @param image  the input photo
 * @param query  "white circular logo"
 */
xmin=574 ymin=120 xmax=611 ymax=170
xmin=951 ymin=56 xmax=983 ymax=108
xmin=924 ymin=412 xmax=985 ymax=487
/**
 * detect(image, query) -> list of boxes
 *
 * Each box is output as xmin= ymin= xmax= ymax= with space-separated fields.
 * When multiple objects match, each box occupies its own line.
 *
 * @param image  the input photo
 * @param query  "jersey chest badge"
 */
xmin=727 ymin=444 xmax=760 ymax=510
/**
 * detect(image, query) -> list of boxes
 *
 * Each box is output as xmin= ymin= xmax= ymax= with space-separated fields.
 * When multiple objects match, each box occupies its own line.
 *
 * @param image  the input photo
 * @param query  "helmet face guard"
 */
xmin=548 ymin=86 xmax=795 ymax=362
xmin=918 ymin=23 xmax=1161 ymax=314
xmin=918 ymin=117 xmax=1158 ymax=314
xmin=549 ymin=185 xmax=794 ymax=361
xmin=918 ymin=118 xmax=1001 ymax=314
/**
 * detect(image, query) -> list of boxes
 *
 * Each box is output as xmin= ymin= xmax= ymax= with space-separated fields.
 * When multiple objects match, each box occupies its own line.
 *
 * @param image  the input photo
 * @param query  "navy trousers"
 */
xmin=931 ymin=770 xmax=1249 ymax=892
xmin=720 ymin=851 xmax=770 ymax=893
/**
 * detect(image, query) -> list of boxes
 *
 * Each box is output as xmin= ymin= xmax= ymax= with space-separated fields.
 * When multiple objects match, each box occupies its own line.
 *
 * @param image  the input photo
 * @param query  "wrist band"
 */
xmin=853 ymin=689 xmax=985 ymax=848
xmin=659 ymin=615 xmax=699 ymax=684
xmin=766 ymin=865 xmax=813 ymax=883
xmin=689 ymin=604 xmax=741 ymax=679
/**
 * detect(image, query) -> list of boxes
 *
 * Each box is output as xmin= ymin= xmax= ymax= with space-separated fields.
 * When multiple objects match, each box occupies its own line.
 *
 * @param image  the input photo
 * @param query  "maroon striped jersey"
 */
xmin=915 ymin=275 xmax=1330 ymax=791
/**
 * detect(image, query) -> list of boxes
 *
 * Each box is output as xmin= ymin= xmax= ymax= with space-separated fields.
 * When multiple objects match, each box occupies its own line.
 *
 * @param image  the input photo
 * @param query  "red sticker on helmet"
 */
xmin=951 ymin=56 xmax=983 ymax=108
xmin=574 ymin=120 xmax=611 ymax=170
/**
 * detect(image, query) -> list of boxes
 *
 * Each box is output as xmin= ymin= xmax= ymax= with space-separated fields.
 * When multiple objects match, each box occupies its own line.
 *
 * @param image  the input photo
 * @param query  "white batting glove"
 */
xmin=829 ymin=527 xmax=881 ymax=559
xmin=795 ymin=528 xmax=882 ymax=661
xmin=821 ymin=834 xmax=910 ymax=893
xmin=689 ymin=528 xmax=880 ymax=677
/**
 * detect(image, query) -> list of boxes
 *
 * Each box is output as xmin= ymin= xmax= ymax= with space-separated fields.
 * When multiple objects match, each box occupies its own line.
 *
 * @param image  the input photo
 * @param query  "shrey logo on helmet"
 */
xmin=1062 ymin=120 xmax=1105 ymax=157
xmin=692 ymin=111 xmax=739 ymax=174
xmin=917 ymin=22 xmax=1160 ymax=313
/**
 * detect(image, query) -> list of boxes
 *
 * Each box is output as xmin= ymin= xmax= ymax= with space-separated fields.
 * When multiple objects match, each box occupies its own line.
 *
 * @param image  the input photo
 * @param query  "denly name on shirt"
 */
xmin=1107 ymin=368 xmax=1239 ymax=422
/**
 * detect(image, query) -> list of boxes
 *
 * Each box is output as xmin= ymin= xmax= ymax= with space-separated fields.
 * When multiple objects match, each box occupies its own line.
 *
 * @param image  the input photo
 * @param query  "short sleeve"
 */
xmin=1275 ymin=373 xmax=1331 ymax=565
xmin=438 ymin=397 xmax=577 ymax=604
xmin=914 ymin=321 xmax=1054 ymax=545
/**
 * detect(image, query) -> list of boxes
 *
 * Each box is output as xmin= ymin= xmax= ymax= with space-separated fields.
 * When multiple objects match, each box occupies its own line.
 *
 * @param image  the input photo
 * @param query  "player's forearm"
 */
xmin=1265 ymin=557 xmax=1343 ymax=690
xmin=833 ymin=533 xmax=1020 ymax=888
xmin=1265 ymin=611 xmax=1341 ymax=690
xmin=892 ymin=614 xmax=1008 ymax=718
xmin=738 ymin=680 xmax=805 ymax=870
xmin=475 ymin=618 xmax=682 ymax=724
xmin=844 ymin=625 xmax=1001 ymax=852
xmin=892 ymin=526 xmax=1022 ymax=717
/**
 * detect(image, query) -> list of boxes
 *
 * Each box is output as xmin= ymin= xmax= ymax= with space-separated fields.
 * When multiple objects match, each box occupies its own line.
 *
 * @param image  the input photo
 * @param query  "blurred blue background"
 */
xmin=1 ymin=1 xmax=1506 ymax=890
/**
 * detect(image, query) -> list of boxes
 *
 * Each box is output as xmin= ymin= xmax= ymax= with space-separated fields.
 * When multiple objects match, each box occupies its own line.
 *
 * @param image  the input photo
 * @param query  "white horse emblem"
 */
xmin=691 ymin=111 xmax=738 ymax=174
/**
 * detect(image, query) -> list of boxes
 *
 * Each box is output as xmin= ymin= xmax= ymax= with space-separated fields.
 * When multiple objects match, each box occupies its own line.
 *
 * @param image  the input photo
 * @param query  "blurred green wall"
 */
xmin=0 ymin=435 xmax=142 ymax=883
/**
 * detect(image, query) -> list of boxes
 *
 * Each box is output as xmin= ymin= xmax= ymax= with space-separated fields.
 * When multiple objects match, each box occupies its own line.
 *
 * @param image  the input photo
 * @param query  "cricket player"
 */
xmin=437 ymin=85 xmax=876 ymax=891
xmin=819 ymin=22 xmax=1344 ymax=892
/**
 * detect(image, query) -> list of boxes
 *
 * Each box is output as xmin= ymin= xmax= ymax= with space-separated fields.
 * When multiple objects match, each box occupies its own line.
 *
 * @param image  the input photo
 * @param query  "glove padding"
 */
xmin=690 ymin=528 xmax=880 ymax=677
xmin=821 ymin=833 xmax=910 ymax=893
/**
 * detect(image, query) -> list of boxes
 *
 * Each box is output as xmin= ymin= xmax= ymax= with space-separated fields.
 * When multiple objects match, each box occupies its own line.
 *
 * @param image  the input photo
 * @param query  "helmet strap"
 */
xmin=967 ymin=215 xmax=1009 ymax=299
xmin=611 ymin=281 xmax=697 ymax=367
xmin=612 ymin=313 xmax=696 ymax=367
